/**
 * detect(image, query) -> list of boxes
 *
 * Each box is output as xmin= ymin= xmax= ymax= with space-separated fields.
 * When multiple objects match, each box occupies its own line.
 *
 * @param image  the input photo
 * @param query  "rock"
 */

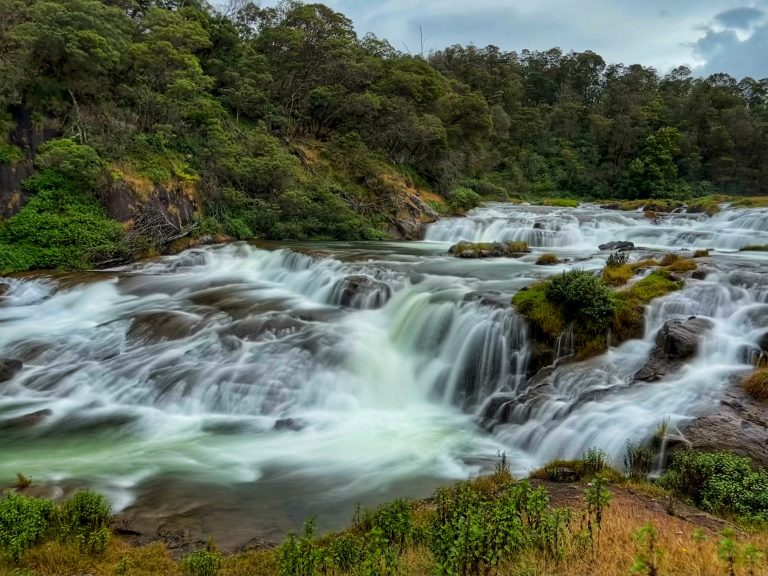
xmin=0 ymin=358 xmax=22 ymax=383
xmin=598 ymin=241 xmax=634 ymax=251
xmin=758 ymin=331 xmax=768 ymax=354
xmin=463 ymin=290 xmax=509 ymax=308
xmin=682 ymin=386 xmax=768 ymax=469
xmin=691 ymin=268 xmax=709 ymax=281
xmin=0 ymin=409 xmax=52 ymax=430
xmin=274 ymin=418 xmax=303 ymax=431
xmin=333 ymin=275 xmax=392 ymax=309
xmin=128 ymin=311 xmax=204 ymax=343
xmin=635 ymin=317 xmax=714 ymax=382
xmin=449 ymin=241 xmax=530 ymax=259
xmin=225 ymin=315 xmax=305 ymax=341
xmin=0 ymin=283 xmax=11 ymax=298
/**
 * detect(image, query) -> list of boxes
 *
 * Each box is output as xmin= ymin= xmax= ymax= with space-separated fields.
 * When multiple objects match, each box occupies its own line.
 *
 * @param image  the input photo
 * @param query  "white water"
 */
xmin=2 ymin=204 xmax=768 ymax=541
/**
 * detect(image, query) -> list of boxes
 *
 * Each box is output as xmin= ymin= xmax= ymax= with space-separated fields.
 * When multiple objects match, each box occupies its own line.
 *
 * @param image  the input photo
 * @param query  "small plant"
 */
xmin=660 ymin=252 xmax=681 ymax=266
xmin=12 ymin=474 xmax=31 ymax=489
xmin=693 ymin=249 xmax=710 ymax=258
xmin=507 ymin=240 xmax=529 ymax=252
xmin=624 ymin=441 xmax=655 ymax=480
xmin=536 ymin=252 xmax=560 ymax=265
xmin=277 ymin=518 xmax=326 ymax=576
xmin=182 ymin=549 xmax=222 ymax=576
xmin=582 ymin=447 xmax=607 ymax=477
xmin=360 ymin=527 xmax=399 ymax=576
xmin=743 ymin=543 xmax=765 ymax=576
xmin=545 ymin=270 xmax=617 ymax=334
xmin=359 ymin=499 xmax=413 ymax=554
xmin=495 ymin=450 xmax=511 ymax=476
xmin=329 ymin=533 xmax=364 ymax=573
xmin=584 ymin=474 xmax=613 ymax=556
xmin=631 ymin=523 xmax=662 ymax=576
xmin=448 ymin=186 xmax=482 ymax=212
xmin=666 ymin=258 xmax=697 ymax=273
xmin=717 ymin=528 xmax=738 ymax=576
xmin=606 ymin=251 xmax=629 ymax=268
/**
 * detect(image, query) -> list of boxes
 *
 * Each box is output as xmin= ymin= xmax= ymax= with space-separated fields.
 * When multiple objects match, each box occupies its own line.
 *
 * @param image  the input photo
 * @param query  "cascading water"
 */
xmin=2 ymin=203 xmax=768 ymax=545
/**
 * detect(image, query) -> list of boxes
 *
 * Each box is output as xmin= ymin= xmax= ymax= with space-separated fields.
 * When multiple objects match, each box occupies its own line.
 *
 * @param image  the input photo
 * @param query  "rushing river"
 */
xmin=2 ymin=203 xmax=768 ymax=545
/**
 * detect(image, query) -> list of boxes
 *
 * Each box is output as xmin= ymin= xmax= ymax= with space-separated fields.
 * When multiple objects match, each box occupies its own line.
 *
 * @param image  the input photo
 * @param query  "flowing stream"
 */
xmin=1 ymin=203 xmax=768 ymax=545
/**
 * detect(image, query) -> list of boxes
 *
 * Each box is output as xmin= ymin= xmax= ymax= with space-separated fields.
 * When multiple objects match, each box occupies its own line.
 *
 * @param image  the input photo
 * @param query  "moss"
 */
xmin=535 ymin=253 xmax=560 ymax=265
xmin=0 ymin=143 xmax=23 ymax=164
xmin=742 ymin=369 xmax=768 ymax=402
xmin=612 ymin=270 xmax=683 ymax=342
xmin=451 ymin=241 xmax=529 ymax=257
xmin=666 ymin=258 xmax=697 ymax=273
xmin=512 ymin=283 xmax=565 ymax=339
xmin=540 ymin=197 xmax=579 ymax=208
xmin=687 ymin=197 xmax=725 ymax=216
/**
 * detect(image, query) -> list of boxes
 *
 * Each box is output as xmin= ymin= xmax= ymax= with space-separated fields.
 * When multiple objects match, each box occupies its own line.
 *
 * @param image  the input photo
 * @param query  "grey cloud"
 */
xmin=694 ymin=24 xmax=768 ymax=78
xmin=715 ymin=6 xmax=765 ymax=29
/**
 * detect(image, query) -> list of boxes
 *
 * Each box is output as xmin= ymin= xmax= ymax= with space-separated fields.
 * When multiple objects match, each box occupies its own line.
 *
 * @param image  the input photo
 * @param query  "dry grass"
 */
xmin=536 ymin=253 xmax=560 ymax=265
xmin=742 ymin=368 xmax=768 ymax=401
xmin=666 ymin=258 xmax=698 ymax=273
xmin=603 ymin=264 xmax=633 ymax=286
xmin=693 ymin=249 xmax=710 ymax=258
xmin=659 ymin=252 xmax=681 ymax=266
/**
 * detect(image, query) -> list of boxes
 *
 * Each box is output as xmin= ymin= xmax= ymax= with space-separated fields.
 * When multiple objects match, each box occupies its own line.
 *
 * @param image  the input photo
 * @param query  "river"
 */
xmin=1 ymin=203 xmax=767 ymax=546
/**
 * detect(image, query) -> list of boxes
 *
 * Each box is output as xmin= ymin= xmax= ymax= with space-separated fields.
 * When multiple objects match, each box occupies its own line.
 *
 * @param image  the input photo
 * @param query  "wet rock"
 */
xmin=635 ymin=317 xmax=714 ymax=382
xmin=226 ymin=315 xmax=305 ymax=341
xmin=128 ymin=311 xmax=204 ymax=343
xmin=463 ymin=290 xmax=509 ymax=309
xmin=0 ymin=283 xmax=11 ymax=298
xmin=274 ymin=418 xmax=303 ymax=431
xmin=449 ymin=241 xmax=530 ymax=258
xmin=682 ymin=386 xmax=768 ymax=469
xmin=0 ymin=409 xmax=52 ymax=430
xmin=0 ymin=358 xmax=22 ymax=383
xmin=691 ymin=268 xmax=710 ymax=281
xmin=334 ymin=275 xmax=392 ymax=309
xmin=598 ymin=241 xmax=634 ymax=251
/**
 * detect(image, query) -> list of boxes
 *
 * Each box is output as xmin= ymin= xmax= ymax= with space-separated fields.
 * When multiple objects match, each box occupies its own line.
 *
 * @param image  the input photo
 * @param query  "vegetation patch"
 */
xmin=742 ymin=368 xmax=768 ymax=402
xmin=0 ymin=143 xmax=23 ymax=164
xmin=449 ymin=241 xmax=530 ymax=258
xmin=740 ymin=245 xmax=768 ymax=252
xmin=660 ymin=450 xmax=768 ymax=523
xmin=535 ymin=252 xmax=560 ymax=265
xmin=612 ymin=270 xmax=683 ymax=342
xmin=693 ymin=249 xmax=710 ymax=258
xmin=541 ymin=197 xmax=580 ymax=208
xmin=666 ymin=258 xmax=697 ymax=273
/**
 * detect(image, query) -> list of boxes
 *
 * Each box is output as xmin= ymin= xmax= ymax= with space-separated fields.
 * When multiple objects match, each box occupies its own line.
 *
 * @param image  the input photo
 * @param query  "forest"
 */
xmin=1 ymin=0 xmax=768 ymax=271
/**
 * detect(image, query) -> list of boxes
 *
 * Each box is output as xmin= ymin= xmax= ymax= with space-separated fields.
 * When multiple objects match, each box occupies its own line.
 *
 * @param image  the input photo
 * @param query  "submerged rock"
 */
xmin=634 ymin=317 xmax=714 ymax=382
xmin=333 ymin=275 xmax=392 ymax=309
xmin=0 ymin=408 xmax=52 ymax=430
xmin=449 ymin=241 xmax=530 ymax=258
xmin=598 ymin=241 xmax=634 ymax=251
xmin=0 ymin=358 xmax=22 ymax=383
xmin=463 ymin=290 xmax=509 ymax=309
xmin=128 ymin=311 xmax=205 ymax=343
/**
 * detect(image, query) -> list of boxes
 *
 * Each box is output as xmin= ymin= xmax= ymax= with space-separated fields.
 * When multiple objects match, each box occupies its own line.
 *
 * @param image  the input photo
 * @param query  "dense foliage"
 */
xmin=660 ymin=450 xmax=768 ymax=523
xmin=0 ymin=490 xmax=111 ymax=561
xmin=2 ymin=0 xmax=768 ymax=271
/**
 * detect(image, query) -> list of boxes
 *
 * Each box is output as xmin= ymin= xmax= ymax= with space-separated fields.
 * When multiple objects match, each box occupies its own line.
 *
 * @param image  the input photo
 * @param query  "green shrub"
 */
xmin=659 ymin=450 xmax=768 ymax=522
xmin=58 ymin=490 xmax=112 ymax=555
xmin=182 ymin=549 xmax=222 ymax=576
xmin=36 ymin=139 xmax=105 ymax=187
xmin=448 ymin=186 xmax=481 ymax=211
xmin=277 ymin=519 xmax=327 ymax=576
xmin=426 ymin=199 xmax=450 ymax=215
xmin=225 ymin=217 xmax=253 ymax=240
xmin=0 ymin=492 xmax=55 ymax=561
xmin=463 ymin=178 xmax=508 ymax=199
xmin=359 ymin=499 xmax=413 ymax=554
xmin=545 ymin=270 xmax=616 ymax=334
xmin=0 ymin=170 xmax=123 ymax=273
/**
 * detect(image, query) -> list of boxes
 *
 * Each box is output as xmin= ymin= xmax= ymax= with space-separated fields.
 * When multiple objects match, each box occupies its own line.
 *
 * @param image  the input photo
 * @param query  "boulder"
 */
xmin=0 ymin=283 xmax=11 ymax=298
xmin=449 ymin=241 xmax=530 ymax=259
xmin=0 ymin=409 xmax=51 ymax=430
xmin=0 ymin=358 xmax=22 ymax=383
xmin=334 ymin=275 xmax=392 ymax=309
xmin=682 ymin=386 xmax=768 ymax=469
xmin=598 ymin=241 xmax=634 ymax=251
xmin=634 ymin=317 xmax=714 ymax=382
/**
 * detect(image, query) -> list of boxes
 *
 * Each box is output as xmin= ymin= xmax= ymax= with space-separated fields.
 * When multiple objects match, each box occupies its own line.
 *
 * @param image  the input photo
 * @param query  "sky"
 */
xmin=260 ymin=0 xmax=768 ymax=78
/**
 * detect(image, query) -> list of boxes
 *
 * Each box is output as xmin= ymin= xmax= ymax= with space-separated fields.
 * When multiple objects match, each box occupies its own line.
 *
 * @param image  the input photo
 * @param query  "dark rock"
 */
xmin=0 ymin=283 xmax=9 ymax=298
xmin=598 ymin=241 xmax=635 ymax=251
xmin=759 ymin=331 xmax=768 ymax=354
xmin=463 ymin=290 xmax=509 ymax=309
xmin=0 ymin=358 xmax=22 ymax=383
xmin=0 ymin=409 xmax=52 ymax=430
xmin=691 ymin=268 xmax=709 ymax=281
xmin=682 ymin=386 xmax=768 ymax=469
xmin=274 ymin=418 xmax=303 ymax=431
xmin=226 ymin=316 xmax=305 ymax=341
xmin=128 ymin=311 xmax=204 ymax=343
xmin=334 ymin=275 xmax=392 ymax=309
xmin=449 ymin=241 xmax=530 ymax=259
xmin=635 ymin=317 xmax=714 ymax=382
xmin=600 ymin=203 xmax=621 ymax=210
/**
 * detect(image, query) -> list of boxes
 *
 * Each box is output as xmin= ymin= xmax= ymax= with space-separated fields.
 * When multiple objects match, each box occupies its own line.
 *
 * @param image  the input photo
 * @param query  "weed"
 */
xmin=624 ymin=442 xmax=655 ymax=480
xmin=606 ymin=251 xmax=630 ymax=268
xmin=182 ymin=549 xmax=222 ymax=576
xmin=631 ymin=523 xmax=661 ymax=576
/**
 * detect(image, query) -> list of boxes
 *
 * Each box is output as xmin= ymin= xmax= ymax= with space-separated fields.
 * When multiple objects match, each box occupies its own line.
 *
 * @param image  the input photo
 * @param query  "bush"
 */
xmin=58 ymin=490 xmax=112 ymax=554
xmin=182 ymin=549 xmax=222 ymax=576
xmin=536 ymin=253 xmax=560 ymax=265
xmin=0 ymin=170 xmax=124 ymax=273
xmin=545 ymin=270 xmax=617 ymax=334
xmin=0 ymin=492 xmax=56 ymax=561
xmin=224 ymin=217 xmax=253 ymax=240
xmin=36 ymin=139 xmax=105 ymax=187
xmin=606 ymin=251 xmax=629 ymax=268
xmin=742 ymin=369 xmax=768 ymax=402
xmin=624 ymin=442 xmax=656 ymax=480
xmin=359 ymin=499 xmax=413 ymax=553
xmin=659 ymin=450 xmax=768 ymax=522
xmin=448 ymin=186 xmax=481 ymax=211
xmin=0 ymin=143 xmax=23 ymax=164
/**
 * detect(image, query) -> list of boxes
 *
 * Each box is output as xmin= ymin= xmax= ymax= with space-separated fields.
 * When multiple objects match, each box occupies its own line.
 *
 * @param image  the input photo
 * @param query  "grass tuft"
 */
xmin=536 ymin=252 xmax=560 ymax=265
xmin=742 ymin=368 xmax=768 ymax=402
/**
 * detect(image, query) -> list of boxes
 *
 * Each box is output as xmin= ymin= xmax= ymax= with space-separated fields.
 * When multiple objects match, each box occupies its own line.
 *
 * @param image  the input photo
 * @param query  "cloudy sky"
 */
xmin=262 ymin=0 xmax=768 ymax=78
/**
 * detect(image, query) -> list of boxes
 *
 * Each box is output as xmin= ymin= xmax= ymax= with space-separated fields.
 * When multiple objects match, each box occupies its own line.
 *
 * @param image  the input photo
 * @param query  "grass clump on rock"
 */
xmin=536 ymin=252 xmax=560 ymax=266
xmin=742 ymin=368 xmax=768 ymax=402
